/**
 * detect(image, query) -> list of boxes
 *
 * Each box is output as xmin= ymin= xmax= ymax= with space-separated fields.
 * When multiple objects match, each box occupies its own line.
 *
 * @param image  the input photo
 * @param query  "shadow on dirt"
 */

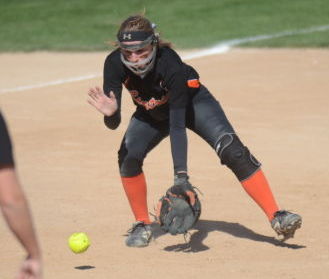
xmin=74 ymin=265 xmax=96 ymax=270
xmin=152 ymin=219 xmax=306 ymax=253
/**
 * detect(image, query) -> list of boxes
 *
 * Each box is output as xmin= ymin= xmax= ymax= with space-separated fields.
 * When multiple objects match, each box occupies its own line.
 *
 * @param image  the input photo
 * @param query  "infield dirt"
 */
xmin=1 ymin=48 xmax=328 ymax=279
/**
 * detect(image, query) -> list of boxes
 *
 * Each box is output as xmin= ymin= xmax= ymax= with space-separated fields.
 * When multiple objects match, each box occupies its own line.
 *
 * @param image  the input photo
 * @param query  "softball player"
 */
xmin=0 ymin=111 xmax=42 ymax=278
xmin=87 ymin=15 xmax=302 ymax=247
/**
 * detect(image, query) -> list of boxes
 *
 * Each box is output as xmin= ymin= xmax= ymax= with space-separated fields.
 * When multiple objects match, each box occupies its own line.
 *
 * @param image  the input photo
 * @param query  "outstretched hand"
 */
xmin=87 ymin=86 xmax=118 ymax=117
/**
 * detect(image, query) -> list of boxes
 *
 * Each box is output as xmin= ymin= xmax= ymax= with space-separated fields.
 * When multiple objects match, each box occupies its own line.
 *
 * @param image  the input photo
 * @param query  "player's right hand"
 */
xmin=87 ymin=87 xmax=118 ymax=117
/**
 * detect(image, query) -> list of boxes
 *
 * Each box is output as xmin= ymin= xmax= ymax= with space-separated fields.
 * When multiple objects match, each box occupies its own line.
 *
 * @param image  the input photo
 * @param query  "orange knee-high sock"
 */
xmin=121 ymin=173 xmax=151 ymax=224
xmin=241 ymin=169 xmax=279 ymax=221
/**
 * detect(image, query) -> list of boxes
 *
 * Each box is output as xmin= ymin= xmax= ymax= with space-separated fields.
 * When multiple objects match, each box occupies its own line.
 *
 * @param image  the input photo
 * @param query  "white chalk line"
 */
xmin=1 ymin=24 xmax=329 ymax=94
xmin=0 ymin=74 xmax=99 ymax=94
xmin=181 ymin=24 xmax=329 ymax=60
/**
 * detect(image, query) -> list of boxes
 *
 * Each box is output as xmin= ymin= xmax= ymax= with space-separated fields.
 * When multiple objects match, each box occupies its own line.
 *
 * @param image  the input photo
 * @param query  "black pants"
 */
xmin=118 ymin=86 xmax=237 ymax=177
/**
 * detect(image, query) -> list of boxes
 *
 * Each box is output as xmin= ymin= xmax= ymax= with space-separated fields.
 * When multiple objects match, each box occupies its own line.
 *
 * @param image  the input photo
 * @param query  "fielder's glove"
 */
xmin=156 ymin=174 xmax=201 ymax=235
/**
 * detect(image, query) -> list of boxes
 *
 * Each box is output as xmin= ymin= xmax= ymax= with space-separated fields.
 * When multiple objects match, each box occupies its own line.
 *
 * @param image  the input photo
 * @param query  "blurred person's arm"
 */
xmin=0 ymin=165 xmax=42 ymax=279
xmin=0 ymin=165 xmax=41 ymax=260
xmin=0 ymin=111 xmax=42 ymax=278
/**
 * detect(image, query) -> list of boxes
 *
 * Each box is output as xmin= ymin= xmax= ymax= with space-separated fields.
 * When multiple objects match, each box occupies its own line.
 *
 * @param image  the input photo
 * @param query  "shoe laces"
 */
xmin=127 ymin=221 xmax=146 ymax=234
xmin=273 ymin=210 xmax=291 ymax=220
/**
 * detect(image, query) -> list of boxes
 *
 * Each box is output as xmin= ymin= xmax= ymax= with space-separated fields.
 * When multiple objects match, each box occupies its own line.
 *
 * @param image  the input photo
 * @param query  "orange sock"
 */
xmin=241 ymin=169 xmax=279 ymax=221
xmin=121 ymin=173 xmax=151 ymax=224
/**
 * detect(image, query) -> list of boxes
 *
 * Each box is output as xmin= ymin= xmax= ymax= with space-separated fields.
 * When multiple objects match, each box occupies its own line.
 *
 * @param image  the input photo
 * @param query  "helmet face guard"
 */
xmin=120 ymin=45 xmax=157 ymax=78
xmin=117 ymin=31 xmax=158 ymax=78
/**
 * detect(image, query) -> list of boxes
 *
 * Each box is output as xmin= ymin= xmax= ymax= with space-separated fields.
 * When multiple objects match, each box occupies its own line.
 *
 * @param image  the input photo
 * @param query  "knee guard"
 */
xmin=215 ymin=133 xmax=261 ymax=181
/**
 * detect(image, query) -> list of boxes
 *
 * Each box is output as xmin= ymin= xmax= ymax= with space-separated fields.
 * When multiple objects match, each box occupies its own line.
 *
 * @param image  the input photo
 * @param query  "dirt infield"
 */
xmin=1 ymin=49 xmax=328 ymax=279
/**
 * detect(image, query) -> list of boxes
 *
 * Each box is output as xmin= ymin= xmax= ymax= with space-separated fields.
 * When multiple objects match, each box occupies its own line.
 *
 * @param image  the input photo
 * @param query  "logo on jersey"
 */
xmin=128 ymin=90 xmax=169 ymax=110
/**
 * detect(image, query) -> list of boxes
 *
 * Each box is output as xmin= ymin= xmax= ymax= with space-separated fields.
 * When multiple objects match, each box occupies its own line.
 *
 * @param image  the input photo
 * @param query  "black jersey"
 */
xmin=103 ymin=47 xmax=201 ymax=173
xmin=0 ymin=111 xmax=14 ymax=166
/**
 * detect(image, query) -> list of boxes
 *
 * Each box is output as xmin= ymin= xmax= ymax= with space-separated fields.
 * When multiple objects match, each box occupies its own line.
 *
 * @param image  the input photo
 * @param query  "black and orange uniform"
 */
xmin=103 ymin=47 xmax=237 ymax=176
xmin=0 ymin=112 xmax=14 ymax=166
xmin=102 ymin=46 xmax=279 ymax=223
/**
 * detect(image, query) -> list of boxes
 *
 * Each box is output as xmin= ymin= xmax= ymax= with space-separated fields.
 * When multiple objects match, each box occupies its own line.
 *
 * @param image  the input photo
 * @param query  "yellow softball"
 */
xmin=68 ymin=232 xmax=90 ymax=254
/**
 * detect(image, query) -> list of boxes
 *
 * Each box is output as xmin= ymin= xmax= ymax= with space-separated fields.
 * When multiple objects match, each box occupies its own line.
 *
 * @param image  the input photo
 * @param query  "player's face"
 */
xmin=120 ymin=41 xmax=153 ymax=64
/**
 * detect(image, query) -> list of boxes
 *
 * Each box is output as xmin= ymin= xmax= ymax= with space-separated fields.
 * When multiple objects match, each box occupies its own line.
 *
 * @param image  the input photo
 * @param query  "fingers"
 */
xmin=16 ymin=264 xmax=35 ymax=279
xmin=90 ymin=86 xmax=102 ymax=94
xmin=87 ymin=89 xmax=99 ymax=107
xmin=186 ymin=191 xmax=196 ymax=206
xmin=87 ymin=87 xmax=107 ymax=109
xmin=168 ymin=190 xmax=196 ymax=206
xmin=88 ymin=87 xmax=115 ymax=102
xmin=87 ymin=90 xmax=97 ymax=104
xmin=88 ymin=87 xmax=101 ymax=100
xmin=167 ymin=191 xmax=178 ymax=198
xmin=87 ymin=98 xmax=97 ymax=108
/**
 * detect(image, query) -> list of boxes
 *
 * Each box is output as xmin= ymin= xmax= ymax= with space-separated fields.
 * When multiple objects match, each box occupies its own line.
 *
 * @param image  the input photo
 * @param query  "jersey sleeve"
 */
xmin=169 ymin=107 xmax=187 ymax=173
xmin=165 ymin=56 xmax=189 ymax=109
xmin=162 ymin=51 xmax=190 ymax=174
xmin=103 ymin=50 xmax=125 ymax=130
xmin=0 ymin=112 xmax=15 ymax=166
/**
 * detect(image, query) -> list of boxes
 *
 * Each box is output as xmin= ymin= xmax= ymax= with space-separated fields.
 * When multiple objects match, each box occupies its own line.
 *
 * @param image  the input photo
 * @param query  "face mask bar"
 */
xmin=120 ymin=45 xmax=157 ymax=78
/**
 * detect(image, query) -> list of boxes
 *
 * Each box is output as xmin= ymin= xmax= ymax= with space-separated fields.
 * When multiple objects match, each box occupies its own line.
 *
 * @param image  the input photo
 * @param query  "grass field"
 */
xmin=0 ymin=0 xmax=329 ymax=51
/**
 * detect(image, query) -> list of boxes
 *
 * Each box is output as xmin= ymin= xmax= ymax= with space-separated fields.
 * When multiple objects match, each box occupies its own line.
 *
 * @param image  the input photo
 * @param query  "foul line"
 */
xmin=1 ymin=24 xmax=329 ymax=94
xmin=181 ymin=24 xmax=329 ymax=60
xmin=0 ymin=74 xmax=99 ymax=94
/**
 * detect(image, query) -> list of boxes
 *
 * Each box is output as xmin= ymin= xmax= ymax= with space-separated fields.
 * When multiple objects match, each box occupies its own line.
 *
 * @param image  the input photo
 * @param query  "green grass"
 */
xmin=0 ymin=0 xmax=328 ymax=51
